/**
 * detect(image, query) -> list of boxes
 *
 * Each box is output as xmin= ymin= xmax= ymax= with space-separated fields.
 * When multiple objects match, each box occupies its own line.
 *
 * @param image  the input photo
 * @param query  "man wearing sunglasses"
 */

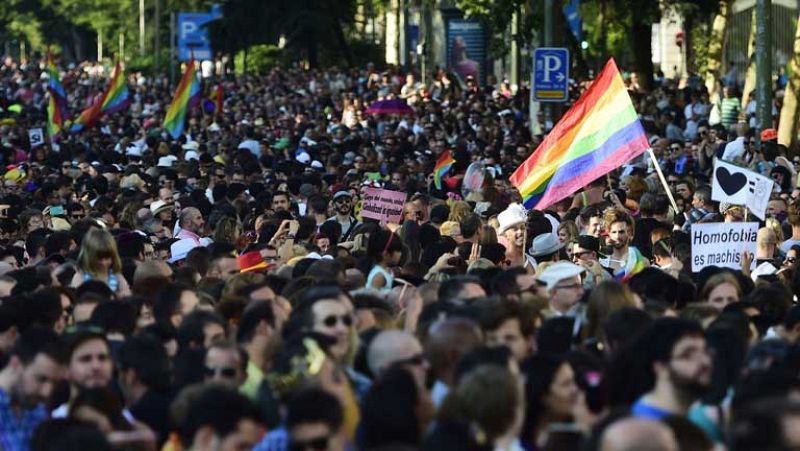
xmin=284 ymin=388 xmax=346 ymax=451
xmin=324 ymin=190 xmax=358 ymax=243
xmin=204 ymin=342 xmax=247 ymax=389
xmin=538 ymin=261 xmax=586 ymax=320
xmin=367 ymin=330 xmax=427 ymax=384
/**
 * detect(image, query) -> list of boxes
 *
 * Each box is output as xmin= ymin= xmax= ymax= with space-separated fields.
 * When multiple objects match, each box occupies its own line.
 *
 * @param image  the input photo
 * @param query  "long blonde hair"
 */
xmin=78 ymin=228 xmax=122 ymax=276
xmin=448 ymin=201 xmax=473 ymax=224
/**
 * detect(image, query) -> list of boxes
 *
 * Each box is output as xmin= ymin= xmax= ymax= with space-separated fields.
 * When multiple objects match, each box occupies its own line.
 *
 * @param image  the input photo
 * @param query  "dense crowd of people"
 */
xmin=0 ymin=54 xmax=798 ymax=450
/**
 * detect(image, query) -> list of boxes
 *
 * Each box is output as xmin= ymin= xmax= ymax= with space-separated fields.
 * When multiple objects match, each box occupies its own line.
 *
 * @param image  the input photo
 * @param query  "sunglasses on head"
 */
xmin=323 ymin=314 xmax=353 ymax=328
xmin=204 ymin=366 xmax=238 ymax=379
xmin=289 ymin=436 xmax=329 ymax=451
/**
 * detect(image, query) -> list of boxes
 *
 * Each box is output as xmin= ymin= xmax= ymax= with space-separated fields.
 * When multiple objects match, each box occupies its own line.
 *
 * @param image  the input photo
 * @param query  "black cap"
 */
xmin=576 ymin=235 xmax=600 ymax=253
xmin=430 ymin=204 xmax=450 ymax=225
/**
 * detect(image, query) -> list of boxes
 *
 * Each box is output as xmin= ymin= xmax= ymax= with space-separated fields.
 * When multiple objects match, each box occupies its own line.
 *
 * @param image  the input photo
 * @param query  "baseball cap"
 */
xmin=333 ymin=190 xmax=352 ymax=201
xmin=296 ymin=152 xmax=311 ymax=165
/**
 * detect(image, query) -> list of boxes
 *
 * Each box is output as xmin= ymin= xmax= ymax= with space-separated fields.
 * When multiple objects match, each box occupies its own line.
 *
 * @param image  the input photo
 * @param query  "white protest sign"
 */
xmin=691 ymin=222 xmax=758 ymax=272
xmin=711 ymin=159 xmax=773 ymax=220
xmin=28 ymin=128 xmax=44 ymax=148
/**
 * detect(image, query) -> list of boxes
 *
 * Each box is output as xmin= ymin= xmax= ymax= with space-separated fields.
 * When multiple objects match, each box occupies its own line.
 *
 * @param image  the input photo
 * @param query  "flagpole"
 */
xmin=647 ymin=148 xmax=680 ymax=214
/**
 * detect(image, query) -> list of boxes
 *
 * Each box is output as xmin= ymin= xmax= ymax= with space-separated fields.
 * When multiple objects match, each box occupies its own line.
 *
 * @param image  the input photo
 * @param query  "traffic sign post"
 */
xmin=178 ymin=13 xmax=213 ymax=61
xmin=533 ymin=48 xmax=570 ymax=102
xmin=177 ymin=6 xmax=221 ymax=61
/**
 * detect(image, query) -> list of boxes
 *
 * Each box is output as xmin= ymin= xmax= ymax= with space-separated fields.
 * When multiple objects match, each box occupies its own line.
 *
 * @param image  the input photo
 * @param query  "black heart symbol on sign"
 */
xmin=716 ymin=167 xmax=748 ymax=196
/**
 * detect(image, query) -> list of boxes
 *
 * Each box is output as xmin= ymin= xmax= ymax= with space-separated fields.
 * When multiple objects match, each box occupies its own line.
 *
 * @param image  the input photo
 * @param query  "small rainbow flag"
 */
xmin=163 ymin=58 xmax=201 ymax=139
xmin=70 ymin=62 xmax=130 ymax=132
xmin=613 ymin=246 xmax=648 ymax=282
xmin=46 ymin=53 xmax=68 ymax=137
xmin=433 ymin=149 xmax=455 ymax=190
xmin=510 ymin=58 xmax=649 ymax=211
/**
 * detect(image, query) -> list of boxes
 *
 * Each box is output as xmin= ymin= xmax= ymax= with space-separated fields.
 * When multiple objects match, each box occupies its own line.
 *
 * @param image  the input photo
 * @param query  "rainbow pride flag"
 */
xmin=71 ymin=62 xmax=130 ymax=132
xmin=433 ymin=150 xmax=455 ymax=190
xmin=510 ymin=58 xmax=649 ymax=210
xmin=46 ymin=54 xmax=68 ymax=137
xmin=163 ymin=59 xmax=201 ymax=139
xmin=99 ymin=62 xmax=130 ymax=115
xmin=613 ymin=246 xmax=648 ymax=282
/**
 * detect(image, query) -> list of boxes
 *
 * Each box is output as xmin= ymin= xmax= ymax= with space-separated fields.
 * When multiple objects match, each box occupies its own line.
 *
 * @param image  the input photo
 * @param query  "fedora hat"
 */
xmin=529 ymin=233 xmax=565 ymax=257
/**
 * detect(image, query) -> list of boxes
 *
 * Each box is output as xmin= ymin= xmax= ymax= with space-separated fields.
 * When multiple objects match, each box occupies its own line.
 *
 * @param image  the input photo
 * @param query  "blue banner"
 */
xmin=446 ymin=20 xmax=486 ymax=86
xmin=563 ymin=0 xmax=583 ymax=43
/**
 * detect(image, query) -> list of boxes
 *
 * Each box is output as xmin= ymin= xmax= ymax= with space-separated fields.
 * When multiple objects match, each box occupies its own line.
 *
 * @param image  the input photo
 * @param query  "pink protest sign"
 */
xmin=360 ymin=188 xmax=407 ymax=223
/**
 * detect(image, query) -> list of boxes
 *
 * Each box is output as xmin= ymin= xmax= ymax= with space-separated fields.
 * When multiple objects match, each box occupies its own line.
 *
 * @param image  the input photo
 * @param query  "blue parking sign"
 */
xmin=533 ymin=48 xmax=570 ymax=102
xmin=178 ymin=13 xmax=214 ymax=61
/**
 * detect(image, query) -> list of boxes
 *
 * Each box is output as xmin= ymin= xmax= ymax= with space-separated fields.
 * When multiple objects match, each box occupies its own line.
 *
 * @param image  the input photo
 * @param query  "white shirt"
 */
xmin=52 ymin=403 xmax=136 ymax=423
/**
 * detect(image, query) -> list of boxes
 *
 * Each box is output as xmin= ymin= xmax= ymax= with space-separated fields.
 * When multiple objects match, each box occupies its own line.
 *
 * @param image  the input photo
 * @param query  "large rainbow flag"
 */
xmin=46 ymin=54 xmax=68 ymax=137
xmin=71 ymin=62 xmax=130 ymax=132
xmin=510 ymin=58 xmax=649 ymax=211
xmin=163 ymin=58 xmax=201 ymax=139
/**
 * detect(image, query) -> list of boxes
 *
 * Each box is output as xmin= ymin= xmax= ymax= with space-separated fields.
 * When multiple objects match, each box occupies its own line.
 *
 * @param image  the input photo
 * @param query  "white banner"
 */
xmin=28 ymin=128 xmax=44 ymax=148
xmin=711 ymin=159 xmax=773 ymax=220
xmin=691 ymin=222 xmax=758 ymax=272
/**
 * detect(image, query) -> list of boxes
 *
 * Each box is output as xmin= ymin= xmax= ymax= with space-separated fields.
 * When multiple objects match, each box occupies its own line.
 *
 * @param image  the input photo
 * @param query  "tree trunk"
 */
xmin=329 ymin=0 xmax=354 ymax=67
xmin=97 ymin=29 xmax=103 ymax=61
xmin=307 ymin=32 xmax=318 ymax=68
xmin=684 ymin=14 xmax=693 ymax=72
xmin=741 ymin=10 xmax=756 ymax=113
xmin=778 ymin=13 xmax=800 ymax=147
xmin=70 ymin=28 xmax=84 ymax=62
xmin=599 ymin=0 xmax=607 ymax=73
xmin=631 ymin=20 xmax=654 ymax=92
xmin=704 ymin=0 xmax=730 ymax=103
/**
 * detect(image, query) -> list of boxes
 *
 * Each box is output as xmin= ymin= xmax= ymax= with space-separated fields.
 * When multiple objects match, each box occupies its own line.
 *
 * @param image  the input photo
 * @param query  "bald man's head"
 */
xmin=133 ymin=260 xmax=173 ymax=285
xmin=600 ymin=418 xmax=678 ymax=451
xmin=425 ymin=318 xmax=483 ymax=384
xmin=367 ymin=330 xmax=422 ymax=377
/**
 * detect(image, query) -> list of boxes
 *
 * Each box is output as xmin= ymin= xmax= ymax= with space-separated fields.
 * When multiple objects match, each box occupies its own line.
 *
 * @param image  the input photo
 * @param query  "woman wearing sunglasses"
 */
xmin=70 ymin=227 xmax=131 ymax=297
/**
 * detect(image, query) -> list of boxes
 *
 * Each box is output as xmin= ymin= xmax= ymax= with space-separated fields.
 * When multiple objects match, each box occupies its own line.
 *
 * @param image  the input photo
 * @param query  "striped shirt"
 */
xmin=720 ymin=97 xmax=741 ymax=128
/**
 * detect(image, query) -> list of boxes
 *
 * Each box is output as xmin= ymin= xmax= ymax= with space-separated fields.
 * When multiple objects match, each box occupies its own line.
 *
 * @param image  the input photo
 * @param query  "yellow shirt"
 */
xmin=240 ymin=360 xmax=265 ymax=400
